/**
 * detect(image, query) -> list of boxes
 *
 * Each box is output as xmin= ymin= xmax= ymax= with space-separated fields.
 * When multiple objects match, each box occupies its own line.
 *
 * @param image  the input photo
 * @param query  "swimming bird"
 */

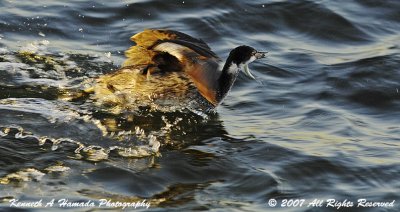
xmin=86 ymin=29 xmax=266 ymax=112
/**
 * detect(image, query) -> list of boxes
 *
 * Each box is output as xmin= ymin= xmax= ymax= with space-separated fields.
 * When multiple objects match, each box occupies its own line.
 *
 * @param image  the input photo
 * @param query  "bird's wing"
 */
xmin=123 ymin=29 xmax=219 ymax=67
xmin=123 ymin=29 xmax=221 ymax=106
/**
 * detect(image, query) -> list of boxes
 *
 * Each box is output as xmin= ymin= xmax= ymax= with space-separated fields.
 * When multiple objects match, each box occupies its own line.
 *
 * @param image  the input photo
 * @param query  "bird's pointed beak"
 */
xmin=255 ymin=51 xmax=267 ymax=59
xmin=243 ymin=64 xmax=256 ymax=79
xmin=243 ymin=51 xmax=267 ymax=79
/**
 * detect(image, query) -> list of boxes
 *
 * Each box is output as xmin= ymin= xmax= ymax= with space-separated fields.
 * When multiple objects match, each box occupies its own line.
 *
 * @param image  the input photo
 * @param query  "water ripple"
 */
xmin=1 ymin=0 xmax=400 ymax=211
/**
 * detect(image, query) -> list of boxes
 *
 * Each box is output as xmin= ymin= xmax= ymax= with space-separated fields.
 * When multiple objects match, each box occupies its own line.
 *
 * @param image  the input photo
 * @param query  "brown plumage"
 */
xmin=84 ymin=29 xmax=265 ymax=113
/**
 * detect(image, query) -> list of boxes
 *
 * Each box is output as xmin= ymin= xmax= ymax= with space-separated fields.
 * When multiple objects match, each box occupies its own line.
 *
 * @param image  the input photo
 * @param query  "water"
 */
xmin=1 ymin=0 xmax=399 ymax=211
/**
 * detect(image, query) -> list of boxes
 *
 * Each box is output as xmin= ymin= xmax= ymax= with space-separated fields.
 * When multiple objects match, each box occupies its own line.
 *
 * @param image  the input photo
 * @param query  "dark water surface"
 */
xmin=1 ymin=0 xmax=400 ymax=211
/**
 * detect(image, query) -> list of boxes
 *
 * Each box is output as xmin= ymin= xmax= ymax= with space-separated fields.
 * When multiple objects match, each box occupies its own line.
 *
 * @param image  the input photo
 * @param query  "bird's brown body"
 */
xmin=84 ymin=29 xmax=265 ymax=113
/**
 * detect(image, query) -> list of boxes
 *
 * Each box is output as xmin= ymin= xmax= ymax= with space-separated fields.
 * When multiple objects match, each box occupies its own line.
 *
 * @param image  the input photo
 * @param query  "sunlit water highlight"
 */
xmin=0 ymin=0 xmax=399 ymax=211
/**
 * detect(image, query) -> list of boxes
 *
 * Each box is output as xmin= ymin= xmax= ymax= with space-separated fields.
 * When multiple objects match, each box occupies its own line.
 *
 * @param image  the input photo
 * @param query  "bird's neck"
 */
xmin=216 ymin=60 xmax=240 ymax=104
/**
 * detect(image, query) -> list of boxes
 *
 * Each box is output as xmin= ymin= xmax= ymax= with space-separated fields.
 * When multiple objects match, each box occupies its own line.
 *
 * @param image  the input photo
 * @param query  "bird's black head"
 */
xmin=217 ymin=45 xmax=266 ymax=104
xmin=228 ymin=45 xmax=266 ymax=66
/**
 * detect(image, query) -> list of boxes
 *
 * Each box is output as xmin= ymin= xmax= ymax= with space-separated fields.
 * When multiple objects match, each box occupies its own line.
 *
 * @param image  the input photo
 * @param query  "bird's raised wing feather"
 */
xmin=123 ymin=29 xmax=219 ymax=67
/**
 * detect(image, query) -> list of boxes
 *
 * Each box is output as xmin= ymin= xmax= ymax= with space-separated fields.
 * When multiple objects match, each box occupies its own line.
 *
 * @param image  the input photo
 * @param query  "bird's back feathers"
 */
xmin=123 ymin=29 xmax=221 ymax=105
xmin=123 ymin=29 xmax=218 ymax=68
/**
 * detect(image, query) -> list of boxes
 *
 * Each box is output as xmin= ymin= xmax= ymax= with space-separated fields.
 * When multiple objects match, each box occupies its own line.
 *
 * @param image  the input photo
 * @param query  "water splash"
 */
xmin=0 ymin=45 xmax=207 ymax=164
xmin=0 ymin=168 xmax=45 ymax=184
xmin=0 ymin=125 xmax=160 ymax=162
xmin=0 ymin=163 xmax=71 ymax=185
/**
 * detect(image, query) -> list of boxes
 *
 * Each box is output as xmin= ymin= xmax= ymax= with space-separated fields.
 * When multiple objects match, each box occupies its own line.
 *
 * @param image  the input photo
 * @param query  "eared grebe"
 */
xmin=86 ymin=29 xmax=266 ymax=112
